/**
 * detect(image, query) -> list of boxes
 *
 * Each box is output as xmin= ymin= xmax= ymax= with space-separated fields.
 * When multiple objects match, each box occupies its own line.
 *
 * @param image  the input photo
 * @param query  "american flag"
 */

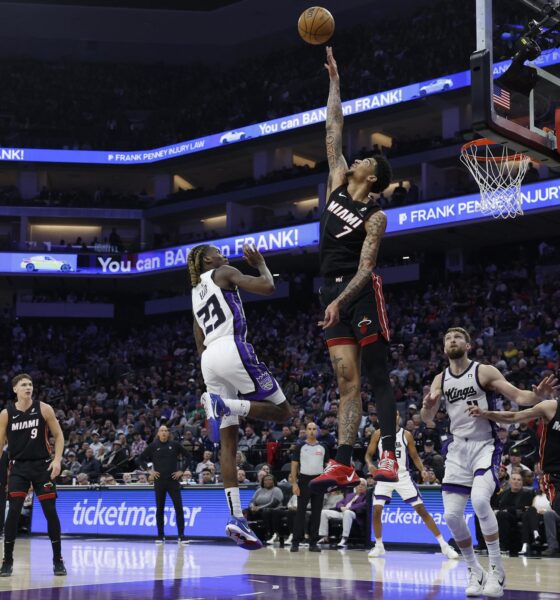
xmin=493 ymin=85 xmax=511 ymax=111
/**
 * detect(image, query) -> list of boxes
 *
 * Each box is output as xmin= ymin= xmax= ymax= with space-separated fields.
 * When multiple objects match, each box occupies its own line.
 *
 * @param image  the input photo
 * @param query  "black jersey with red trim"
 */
xmin=541 ymin=400 xmax=560 ymax=473
xmin=319 ymin=184 xmax=381 ymax=277
xmin=6 ymin=398 xmax=51 ymax=461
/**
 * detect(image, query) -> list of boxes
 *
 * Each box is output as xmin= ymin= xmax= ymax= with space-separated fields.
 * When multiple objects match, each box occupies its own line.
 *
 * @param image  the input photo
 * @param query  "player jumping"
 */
xmin=310 ymin=46 xmax=397 ymax=493
xmin=188 ymin=243 xmax=291 ymax=550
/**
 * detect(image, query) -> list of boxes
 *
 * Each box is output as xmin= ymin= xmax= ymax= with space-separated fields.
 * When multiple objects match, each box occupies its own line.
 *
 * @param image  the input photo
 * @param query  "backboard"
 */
xmin=471 ymin=0 xmax=560 ymax=166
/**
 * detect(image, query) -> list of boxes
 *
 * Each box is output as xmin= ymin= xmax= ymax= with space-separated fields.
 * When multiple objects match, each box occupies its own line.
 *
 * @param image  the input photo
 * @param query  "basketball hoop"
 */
xmin=460 ymin=139 xmax=530 ymax=219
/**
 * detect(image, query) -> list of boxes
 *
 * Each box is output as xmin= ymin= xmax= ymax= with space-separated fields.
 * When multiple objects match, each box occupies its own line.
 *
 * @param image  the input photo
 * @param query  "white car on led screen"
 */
xmin=20 ymin=255 xmax=73 ymax=272
xmin=220 ymin=131 xmax=248 ymax=144
xmin=419 ymin=78 xmax=453 ymax=96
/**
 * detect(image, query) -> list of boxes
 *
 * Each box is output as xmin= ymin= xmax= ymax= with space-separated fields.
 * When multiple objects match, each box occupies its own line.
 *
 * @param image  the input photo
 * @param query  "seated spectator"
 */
xmin=136 ymin=472 xmax=149 ymax=485
xmin=199 ymin=468 xmax=215 ymax=485
xmin=180 ymin=469 xmax=196 ymax=485
xmin=246 ymin=474 xmax=283 ymax=538
xmin=317 ymin=479 xmax=368 ymax=548
xmin=58 ymin=470 xmax=73 ymax=485
xmin=506 ymin=447 xmax=531 ymax=477
xmin=236 ymin=451 xmax=255 ymax=480
xmin=495 ymin=472 xmax=534 ymax=556
xmin=195 ymin=450 xmax=214 ymax=475
xmin=422 ymin=467 xmax=441 ymax=485
xmin=239 ymin=425 xmax=260 ymax=454
xmin=76 ymin=473 xmax=89 ymax=486
xmin=419 ymin=440 xmax=444 ymax=482
xmin=80 ymin=447 xmax=101 ymax=481
xmin=237 ymin=469 xmax=250 ymax=485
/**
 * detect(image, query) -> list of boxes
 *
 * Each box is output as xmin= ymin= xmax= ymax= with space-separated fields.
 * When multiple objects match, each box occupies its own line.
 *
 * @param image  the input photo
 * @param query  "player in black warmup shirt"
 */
xmin=310 ymin=46 xmax=398 ymax=493
xmin=0 ymin=373 xmax=66 ymax=576
xmin=468 ymin=388 xmax=560 ymax=515
xmin=140 ymin=425 xmax=191 ymax=544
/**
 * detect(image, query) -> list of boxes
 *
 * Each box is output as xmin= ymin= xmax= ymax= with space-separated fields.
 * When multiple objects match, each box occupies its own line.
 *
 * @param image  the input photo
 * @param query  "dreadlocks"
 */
xmin=187 ymin=244 xmax=211 ymax=287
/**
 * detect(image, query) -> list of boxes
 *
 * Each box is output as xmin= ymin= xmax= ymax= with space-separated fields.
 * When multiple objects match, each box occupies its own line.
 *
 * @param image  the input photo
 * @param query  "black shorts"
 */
xmin=319 ymin=273 xmax=390 ymax=348
xmin=8 ymin=458 xmax=57 ymax=502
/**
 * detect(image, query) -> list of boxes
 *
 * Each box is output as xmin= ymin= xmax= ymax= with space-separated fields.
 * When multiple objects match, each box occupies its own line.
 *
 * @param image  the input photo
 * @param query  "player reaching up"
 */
xmin=188 ymin=243 xmax=291 ymax=550
xmin=365 ymin=411 xmax=459 ymax=559
xmin=309 ymin=46 xmax=397 ymax=493
xmin=422 ymin=327 xmax=557 ymax=597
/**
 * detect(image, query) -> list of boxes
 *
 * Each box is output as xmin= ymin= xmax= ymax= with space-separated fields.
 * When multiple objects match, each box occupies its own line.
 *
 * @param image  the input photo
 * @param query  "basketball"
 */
xmin=298 ymin=7 xmax=335 ymax=45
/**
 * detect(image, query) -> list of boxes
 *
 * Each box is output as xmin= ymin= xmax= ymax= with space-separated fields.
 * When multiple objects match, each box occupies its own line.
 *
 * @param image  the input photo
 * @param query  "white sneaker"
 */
xmin=337 ymin=537 xmax=348 ymax=548
xmin=317 ymin=537 xmax=329 ymax=544
xmin=368 ymin=544 xmax=385 ymax=558
xmin=466 ymin=567 xmax=487 ymax=597
xmin=285 ymin=534 xmax=293 ymax=545
xmin=267 ymin=533 xmax=278 ymax=545
xmin=440 ymin=543 xmax=459 ymax=559
xmin=483 ymin=565 xmax=505 ymax=598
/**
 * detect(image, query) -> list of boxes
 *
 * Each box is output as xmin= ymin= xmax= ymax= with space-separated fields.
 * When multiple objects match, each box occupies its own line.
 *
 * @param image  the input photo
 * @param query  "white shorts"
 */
xmin=201 ymin=337 xmax=285 ymax=427
xmin=374 ymin=473 xmax=422 ymax=507
xmin=442 ymin=437 xmax=502 ymax=495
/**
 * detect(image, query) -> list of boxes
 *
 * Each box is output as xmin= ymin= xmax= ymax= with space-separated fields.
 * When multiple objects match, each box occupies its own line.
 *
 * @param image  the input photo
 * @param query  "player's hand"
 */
xmin=48 ymin=459 xmax=62 ymax=480
xmin=324 ymin=46 xmax=339 ymax=81
xmin=466 ymin=405 xmax=486 ymax=418
xmin=340 ymin=506 xmax=347 ymax=512
xmin=242 ymin=244 xmax=265 ymax=268
xmin=292 ymin=483 xmax=300 ymax=497
xmin=149 ymin=469 xmax=160 ymax=480
xmin=318 ymin=300 xmax=340 ymax=329
xmin=172 ymin=471 xmax=183 ymax=480
xmin=532 ymin=374 xmax=559 ymax=401
xmin=421 ymin=469 xmax=429 ymax=482
xmin=368 ymin=464 xmax=377 ymax=477
xmin=422 ymin=389 xmax=441 ymax=411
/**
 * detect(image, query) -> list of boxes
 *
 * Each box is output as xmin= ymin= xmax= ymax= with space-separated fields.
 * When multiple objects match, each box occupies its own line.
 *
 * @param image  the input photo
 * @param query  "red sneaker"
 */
xmin=373 ymin=450 xmax=399 ymax=482
xmin=309 ymin=459 xmax=361 ymax=493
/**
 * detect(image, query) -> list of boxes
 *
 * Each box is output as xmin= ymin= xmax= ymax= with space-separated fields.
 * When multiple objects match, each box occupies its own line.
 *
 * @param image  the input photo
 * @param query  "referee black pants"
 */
xmin=293 ymin=474 xmax=324 ymax=545
xmin=154 ymin=480 xmax=185 ymax=538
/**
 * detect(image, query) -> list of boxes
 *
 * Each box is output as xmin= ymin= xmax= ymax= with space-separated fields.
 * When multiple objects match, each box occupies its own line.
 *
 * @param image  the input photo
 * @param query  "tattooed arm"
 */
xmin=324 ymin=46 xmax=348 ymax=198
xmin=319 ymin=210 xmax=387 ymax=329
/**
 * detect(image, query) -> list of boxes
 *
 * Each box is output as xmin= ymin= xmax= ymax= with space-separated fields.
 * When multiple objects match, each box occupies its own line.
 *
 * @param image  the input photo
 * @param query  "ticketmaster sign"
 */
xmin=2 ymin=48 xmax=560 ymax=165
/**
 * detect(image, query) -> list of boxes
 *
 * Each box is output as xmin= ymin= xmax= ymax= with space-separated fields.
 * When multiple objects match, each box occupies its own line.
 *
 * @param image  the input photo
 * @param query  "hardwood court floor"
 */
xmin=0 ymin=537 xmax=558 ymax=599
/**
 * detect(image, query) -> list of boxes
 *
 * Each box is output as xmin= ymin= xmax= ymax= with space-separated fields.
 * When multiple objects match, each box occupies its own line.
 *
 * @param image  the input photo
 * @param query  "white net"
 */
xmin=460 ymin=140 xmax=530 ymax=219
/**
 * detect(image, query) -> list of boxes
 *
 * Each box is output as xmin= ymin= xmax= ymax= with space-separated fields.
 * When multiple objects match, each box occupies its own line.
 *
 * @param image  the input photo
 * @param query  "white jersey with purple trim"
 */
xmin=441 ymin=360 xmax=494 ymax=441
xmin=192 ymin=270 xmax=247 ymax=347
xmin=378 ymin=428 xmax=409 ymax=477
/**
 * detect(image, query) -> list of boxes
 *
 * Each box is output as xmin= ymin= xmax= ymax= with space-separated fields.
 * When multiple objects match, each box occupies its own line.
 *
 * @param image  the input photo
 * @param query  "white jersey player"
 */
xmin=188 ymin=243 xmax=291 ymax=551
xmin=365 ymin=412 xmax=458 ymax=559
xmin=422 ymin=327 xmax=556 ymax=598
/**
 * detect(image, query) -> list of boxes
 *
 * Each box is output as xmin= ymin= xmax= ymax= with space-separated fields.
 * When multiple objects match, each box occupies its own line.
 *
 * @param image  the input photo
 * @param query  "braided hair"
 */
xmin=187 ymin=244 xmax=211 ymax=287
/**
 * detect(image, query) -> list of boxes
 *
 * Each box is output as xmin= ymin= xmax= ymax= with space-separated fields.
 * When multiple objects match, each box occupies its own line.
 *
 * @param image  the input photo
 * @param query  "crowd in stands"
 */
xmin=0 ymin=1 xmax=525 ymax=151
xmin=1 ymin=240 xmax=559 ymax=550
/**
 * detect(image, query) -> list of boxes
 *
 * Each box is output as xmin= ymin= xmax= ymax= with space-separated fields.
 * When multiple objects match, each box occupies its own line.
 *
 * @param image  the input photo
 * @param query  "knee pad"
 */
xmin=471 ymin=471 xmax=498 ymax=535
xmin=443 ymin=492 xmax=470 ymax=541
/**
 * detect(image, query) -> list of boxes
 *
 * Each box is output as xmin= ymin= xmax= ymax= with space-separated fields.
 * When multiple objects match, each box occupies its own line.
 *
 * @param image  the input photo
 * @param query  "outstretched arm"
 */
xmin=324 ymin=46 xmax=348 ymax=197
xmin=479 ymin=366 xmax=558 ymax=406
xmin=319 ymin=210 xmax=386 ymax=329
xmin=421 ymin=375 xmax=443 ymax=423
xmin=468 ymin=399 xmax=557 ymax=424
xmin=213 ymin=244 xmax=275 ymax=296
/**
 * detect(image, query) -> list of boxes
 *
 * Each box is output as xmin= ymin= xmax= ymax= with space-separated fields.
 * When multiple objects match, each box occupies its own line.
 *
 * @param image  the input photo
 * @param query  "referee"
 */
xmin=290 ymin=422 xmax=326 ymax=552
xmin=140 ymin=425 xmax=191 ymax=544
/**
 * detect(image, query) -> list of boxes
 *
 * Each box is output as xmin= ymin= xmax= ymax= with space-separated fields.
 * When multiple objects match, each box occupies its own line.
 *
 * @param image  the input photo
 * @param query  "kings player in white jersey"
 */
xmin=365 ymin=411 xmax=459 ymax=559
xmin=422 ymin=327 xmax=556 ymax=598
xmin=188 ymin=243 xmax=291 ymax=551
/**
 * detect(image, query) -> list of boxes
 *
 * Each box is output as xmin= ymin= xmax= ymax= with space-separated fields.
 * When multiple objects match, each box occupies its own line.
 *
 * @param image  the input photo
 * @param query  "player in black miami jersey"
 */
xmin=310 ymin=46 xmax=398 ymax=493
xmin=0 ymin=373 xmax=66 ymax=577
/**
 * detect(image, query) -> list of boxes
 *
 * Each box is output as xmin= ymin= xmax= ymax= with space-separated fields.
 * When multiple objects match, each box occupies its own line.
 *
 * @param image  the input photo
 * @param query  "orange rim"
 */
xmin=461 ymin=138 xmax=529 ymax=163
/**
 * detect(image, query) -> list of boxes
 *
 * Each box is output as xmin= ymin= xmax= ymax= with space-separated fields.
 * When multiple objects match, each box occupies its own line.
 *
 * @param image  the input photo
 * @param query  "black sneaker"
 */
xmin=0 ymin=560 xmax=13 ymax=577
xmin=155 ymin=537 xmax=165 ymax=544
xmin=289 ymin=544 xmax=299 ymax=552
xmin=178 ymin=536 xmax=189 ymax=545
xmin=308 ymin=545 xmax=321 ymax=552
xmin=53 ymin=559 xmax=67 ymax=576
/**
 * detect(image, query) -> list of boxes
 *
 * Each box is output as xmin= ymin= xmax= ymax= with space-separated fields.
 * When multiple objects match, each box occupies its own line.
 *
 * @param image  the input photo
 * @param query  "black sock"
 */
xmin=335 ymin=444 xmax=353 ymax=466
xmin=51 ymin=539 xmax=62 ymax=561
xmin=3 ymin=541 xmax=14 ymax=562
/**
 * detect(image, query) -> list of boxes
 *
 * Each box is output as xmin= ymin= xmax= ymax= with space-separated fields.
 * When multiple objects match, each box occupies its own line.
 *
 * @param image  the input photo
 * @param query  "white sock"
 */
xmin=486 ymin=538 xmax=504 ymax=571
xmin=225 ymin=487 xmax=243 ymax=518
xmin=375 ymin=538 xmax=383 ymax=546
xmin=223 ymin=399 xmax=250 ymax=417
xmin=459 ymin=543 xmax=482 ymax=570
xmin=436 ymin=534 xmax=445 ymax=547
